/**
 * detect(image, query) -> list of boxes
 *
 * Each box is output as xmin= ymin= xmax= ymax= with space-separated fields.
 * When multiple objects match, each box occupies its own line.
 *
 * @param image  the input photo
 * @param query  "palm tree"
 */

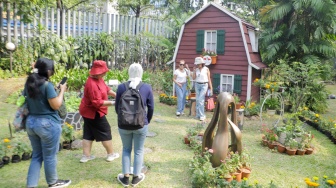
xmin=259 ymin=0 xmax=336 ymax=65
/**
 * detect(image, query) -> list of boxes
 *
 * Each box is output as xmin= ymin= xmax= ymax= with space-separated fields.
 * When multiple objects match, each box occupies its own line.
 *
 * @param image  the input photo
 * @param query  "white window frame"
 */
xmin=220 ymin=74 xmax=234 ymax=93
xmin=204 ymin=30 xmax=217 ymax=52
xmin=248 ymin=29 xmax=259 ymax=52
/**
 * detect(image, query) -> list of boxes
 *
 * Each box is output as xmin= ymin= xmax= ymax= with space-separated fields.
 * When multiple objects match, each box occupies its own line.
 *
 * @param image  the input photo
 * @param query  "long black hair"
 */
xmin=25 ymin=58 xmax=55 ymax=99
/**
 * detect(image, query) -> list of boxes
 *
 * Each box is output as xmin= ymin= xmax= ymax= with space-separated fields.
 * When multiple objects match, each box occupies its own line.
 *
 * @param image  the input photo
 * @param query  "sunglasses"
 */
xmin=180 ymin=64 xmax=185 ymax=66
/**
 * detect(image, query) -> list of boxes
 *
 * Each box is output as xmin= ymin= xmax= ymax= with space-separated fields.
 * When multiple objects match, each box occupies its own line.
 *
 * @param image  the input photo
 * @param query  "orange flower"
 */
xmin=327 ymin=180 xmax=335 ymax=185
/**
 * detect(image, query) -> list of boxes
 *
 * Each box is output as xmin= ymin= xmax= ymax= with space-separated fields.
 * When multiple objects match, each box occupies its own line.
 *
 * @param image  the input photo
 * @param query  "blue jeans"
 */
xmin=118 ymin=125 xmax=148 ymax=176
xmin=175 ymin=82 xmax=187 ymax=113
xmin=195 ymin=82 xmax=208 ymax=119
xmin=26 ymin=116 xmax=61 ymax=187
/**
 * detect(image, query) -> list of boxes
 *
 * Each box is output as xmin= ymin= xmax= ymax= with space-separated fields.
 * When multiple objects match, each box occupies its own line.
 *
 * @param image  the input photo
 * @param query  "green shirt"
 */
xmin=25 ymin=82 xmax=61 ymax=123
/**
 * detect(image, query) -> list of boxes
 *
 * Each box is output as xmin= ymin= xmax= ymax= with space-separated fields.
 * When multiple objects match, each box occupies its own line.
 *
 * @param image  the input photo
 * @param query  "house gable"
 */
xmin=172 ymin=2 xmax=266 ymax=102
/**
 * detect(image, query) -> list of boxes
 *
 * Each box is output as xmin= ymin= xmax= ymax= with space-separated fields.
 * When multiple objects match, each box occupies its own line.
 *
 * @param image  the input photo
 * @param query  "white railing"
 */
xmin=0 ymin=2 xmax=173 ymax=44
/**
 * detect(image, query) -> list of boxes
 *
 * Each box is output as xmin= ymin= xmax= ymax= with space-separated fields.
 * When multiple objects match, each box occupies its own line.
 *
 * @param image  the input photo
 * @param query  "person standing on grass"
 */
xmin=79 ymin=60 xmax=119 ymax=163
xmin=116 ymin=63 xmax=154 ymax=187
xmin=25 ymin=58 xmax=71 ymax=188
xmin=192 ymin=57 xmax=213 ymax=121
xmin=173 ymin=60 xmax=191 ymax=116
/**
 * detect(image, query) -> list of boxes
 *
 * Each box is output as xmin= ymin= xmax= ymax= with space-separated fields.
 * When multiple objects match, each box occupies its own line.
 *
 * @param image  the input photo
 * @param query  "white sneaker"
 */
xmin=181 ymin=112 xmax=185 ymax=115
xmin=106 ymin=153 xmax=119 ymax=162
xmin=200 ymin=117 xmax=205 ymax=121
xmin=176 ymin=112 xmax=181 ymax=116
xmin=80 ymin=155 xmax=95 ymax=163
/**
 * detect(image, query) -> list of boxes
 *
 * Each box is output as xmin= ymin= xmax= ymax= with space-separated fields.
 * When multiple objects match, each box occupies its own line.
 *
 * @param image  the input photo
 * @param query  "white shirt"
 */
xmin=195 ymin=67 xmax=209 ymax=83
xmin=174 ymin=69 xmax=189 ymax=83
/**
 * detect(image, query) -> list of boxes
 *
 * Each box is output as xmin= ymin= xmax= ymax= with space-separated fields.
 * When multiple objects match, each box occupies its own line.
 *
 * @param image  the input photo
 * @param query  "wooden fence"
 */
xmin=0 ymin=2 xmax=173 ymax=44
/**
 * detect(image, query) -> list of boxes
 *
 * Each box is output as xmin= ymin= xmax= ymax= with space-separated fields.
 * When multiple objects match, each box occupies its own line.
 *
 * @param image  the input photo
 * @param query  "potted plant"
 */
xmin=285 ymin=138 xmax=298 ymax=155
xmin=243 ymin=99 xmax=260 ymax=117
xmin=184 ymin=123 xmax=204 ymax=146
xmin=233 ymin=93 xmax=242 ymax=109
xmin=62 ymin=122 xmax=75 ymax=149
xmin=2 ymin=138 xmax=12 ymax=165
xmin=275 ymin=126 xmax=287 ymax=145
xmin=304 ymin=132 xmax=314 ymax=155
xmin=202 ymin=49 xmax=217 ymax=64
xmin=296 ymin=142 xmax=306 ymax=155
xmin=264 ymin=97 xmax=280 ymax=115
xmin=240 ymin=150 xmax=252 ymax=179
xmin=267 ymin=133 xmax=278 ymax=149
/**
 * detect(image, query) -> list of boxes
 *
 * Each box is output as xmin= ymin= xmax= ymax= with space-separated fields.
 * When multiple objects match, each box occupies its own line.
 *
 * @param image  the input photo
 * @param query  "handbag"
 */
xmin=206 ymin=97 xmax=215 ymax=111
xmin=57 ymin=94 xmax=67 ymax=119
xmin=13 ymin=95 xmax=29 ymax=131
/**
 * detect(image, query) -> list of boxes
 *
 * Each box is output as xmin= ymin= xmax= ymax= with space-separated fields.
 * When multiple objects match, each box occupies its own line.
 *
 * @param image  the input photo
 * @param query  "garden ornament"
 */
xmin=202 ymin=92 xmax=242 ymax=167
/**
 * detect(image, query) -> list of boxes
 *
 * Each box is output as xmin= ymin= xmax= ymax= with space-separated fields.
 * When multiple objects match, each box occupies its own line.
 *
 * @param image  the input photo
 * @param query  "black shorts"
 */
xmin=83 ymin=112 xmax=112 ymax=141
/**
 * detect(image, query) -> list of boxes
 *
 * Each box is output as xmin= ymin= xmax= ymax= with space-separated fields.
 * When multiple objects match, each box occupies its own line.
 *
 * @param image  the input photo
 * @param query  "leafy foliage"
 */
xmin=259 ymin=0 xmax=336 ymax=65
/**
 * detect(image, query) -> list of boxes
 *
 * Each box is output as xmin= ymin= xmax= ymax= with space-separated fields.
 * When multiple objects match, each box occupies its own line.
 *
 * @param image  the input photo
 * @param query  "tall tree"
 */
xmin=2 ymin=0 xmax=106 ymax=23
xmin=117 ymin=0 xmax=154 ymax=18
xmin=222 ymin=0 xmax=269 ymax=22
xmin=259 ymin=0 xmax=336 ymax=65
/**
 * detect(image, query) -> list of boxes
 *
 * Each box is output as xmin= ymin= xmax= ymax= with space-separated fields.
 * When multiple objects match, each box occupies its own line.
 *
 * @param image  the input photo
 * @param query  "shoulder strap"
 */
xmin=135 ymin=82 xmax=144 ymax=91
xmin=124 ymin=81 xmax=144 ymax=91
xmin=124 ymin=82 xmax=130 ymax=90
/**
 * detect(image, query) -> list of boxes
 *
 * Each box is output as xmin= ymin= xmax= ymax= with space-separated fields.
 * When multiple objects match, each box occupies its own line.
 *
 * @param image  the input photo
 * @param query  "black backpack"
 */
xmin=118 ymin=82 xmax=146 ymax=130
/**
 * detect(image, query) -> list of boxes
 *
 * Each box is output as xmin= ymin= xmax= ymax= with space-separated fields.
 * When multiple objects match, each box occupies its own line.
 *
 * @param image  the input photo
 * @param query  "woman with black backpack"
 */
xmin=115 ymin=63 xmax=154 ymax=187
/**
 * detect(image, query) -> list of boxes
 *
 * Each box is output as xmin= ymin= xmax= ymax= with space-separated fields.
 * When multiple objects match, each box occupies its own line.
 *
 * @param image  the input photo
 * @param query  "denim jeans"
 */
xmin=175 ymin=82 xmax=187 ymax=113
xmin=26 ymin=116 xmax=61 ymax=187
xmin=195 ymin=82 xmax=208 ymax=119
xmin=118 ymin=125 xmax=148 ymax=176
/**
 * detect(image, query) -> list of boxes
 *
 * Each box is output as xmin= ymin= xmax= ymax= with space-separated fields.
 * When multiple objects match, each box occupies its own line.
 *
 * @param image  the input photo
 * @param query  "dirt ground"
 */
xmin=0 ymin=77 xmax=26 ymax=124
xmin=0 ymin=77 xmax=25 ymax=101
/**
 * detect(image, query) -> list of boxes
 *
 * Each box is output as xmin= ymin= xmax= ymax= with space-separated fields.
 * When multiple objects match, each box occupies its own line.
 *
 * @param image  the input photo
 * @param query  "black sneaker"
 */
xmin=117 ymin=174 xmax=130 ymax=187
xmin=131 ymin=173 xmax=145 ymax=187
xmin=48 ymin=179 xmax=71 ymax=187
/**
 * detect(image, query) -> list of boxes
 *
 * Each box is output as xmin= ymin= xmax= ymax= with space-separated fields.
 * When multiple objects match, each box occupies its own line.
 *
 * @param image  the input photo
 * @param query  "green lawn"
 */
xmin=0 ymin=80 xmax=335 ymax=188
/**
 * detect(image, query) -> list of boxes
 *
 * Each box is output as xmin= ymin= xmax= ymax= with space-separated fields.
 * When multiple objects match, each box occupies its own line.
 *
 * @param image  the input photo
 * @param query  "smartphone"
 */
xmin=58 ymin=77 xmax=68 ymax=89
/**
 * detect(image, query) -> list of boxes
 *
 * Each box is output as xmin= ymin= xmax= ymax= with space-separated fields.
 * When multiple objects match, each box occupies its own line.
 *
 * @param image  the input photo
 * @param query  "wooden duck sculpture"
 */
xmin=202 ymin=92 xmax=242 ymax=167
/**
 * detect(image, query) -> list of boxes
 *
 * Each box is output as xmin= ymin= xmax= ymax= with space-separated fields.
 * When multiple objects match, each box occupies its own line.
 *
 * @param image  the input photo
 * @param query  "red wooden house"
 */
xmin=169 ymin=2 xmax=267 ymax=102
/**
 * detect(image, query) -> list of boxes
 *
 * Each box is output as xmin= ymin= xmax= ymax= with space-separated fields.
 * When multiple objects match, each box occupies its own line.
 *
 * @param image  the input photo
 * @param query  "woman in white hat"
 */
xmin=192 ymin=57 xmax=213 ymax=121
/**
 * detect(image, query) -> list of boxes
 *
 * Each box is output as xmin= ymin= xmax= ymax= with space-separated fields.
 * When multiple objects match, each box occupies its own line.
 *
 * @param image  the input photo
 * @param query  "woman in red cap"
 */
xmin=79 ymin=60 xmax=119 ymax=163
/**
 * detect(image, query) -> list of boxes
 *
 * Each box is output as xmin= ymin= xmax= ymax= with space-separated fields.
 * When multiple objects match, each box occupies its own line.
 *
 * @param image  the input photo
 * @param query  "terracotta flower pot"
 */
xmin=305 ymin=148 xmax=314 ymax=155
xmin=296 ymin=149 xmax=306 ymax=155
xmin=285 ymin=147 xmax=297 ymax=156
xmin=277 ymin=144 xmax=286 ymax=153
xmin=268 ymin=141 xmax=277 ymax=149
xmin=262 ymin=139 xmax=268 ymax=146
xmin=184 ymin=136 xmax=190 ymax=145
xmin=224 ymin=174 xmax=233 ymax=182
xmin=241 ymin=168 xmax=251 ymax=179
xmin=232 ymin=170 xmax=242 ymax=182
xmin=211 ymin=56 xmax=217 ymax=64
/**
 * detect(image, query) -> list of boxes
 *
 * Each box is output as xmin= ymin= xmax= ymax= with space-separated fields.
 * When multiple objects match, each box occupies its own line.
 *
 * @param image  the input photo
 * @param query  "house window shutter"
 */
xmin=196 ymin=30 xmax=204 ymax=54
xmin=233 ymin=75 xmax=242 ymax=94
xmin=217 ymin=30 xmax=225 ymax=54
xmin=213 ymin=73 xmax=221 ymax=94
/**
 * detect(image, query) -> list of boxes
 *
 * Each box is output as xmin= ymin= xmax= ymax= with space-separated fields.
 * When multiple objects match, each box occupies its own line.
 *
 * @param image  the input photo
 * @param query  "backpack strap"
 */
xmin=124 ymin=81 xmax=144 ymax=91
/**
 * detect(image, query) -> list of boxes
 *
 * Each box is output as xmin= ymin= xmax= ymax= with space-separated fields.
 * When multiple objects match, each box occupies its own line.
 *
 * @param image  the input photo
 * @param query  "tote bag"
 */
xmin=13 ymin=95 xmax=29 ymax=131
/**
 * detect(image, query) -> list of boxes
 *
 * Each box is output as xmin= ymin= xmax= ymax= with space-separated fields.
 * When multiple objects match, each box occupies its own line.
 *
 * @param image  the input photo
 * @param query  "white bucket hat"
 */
xmin=194 ymin=57 xmax=204 ymax=65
